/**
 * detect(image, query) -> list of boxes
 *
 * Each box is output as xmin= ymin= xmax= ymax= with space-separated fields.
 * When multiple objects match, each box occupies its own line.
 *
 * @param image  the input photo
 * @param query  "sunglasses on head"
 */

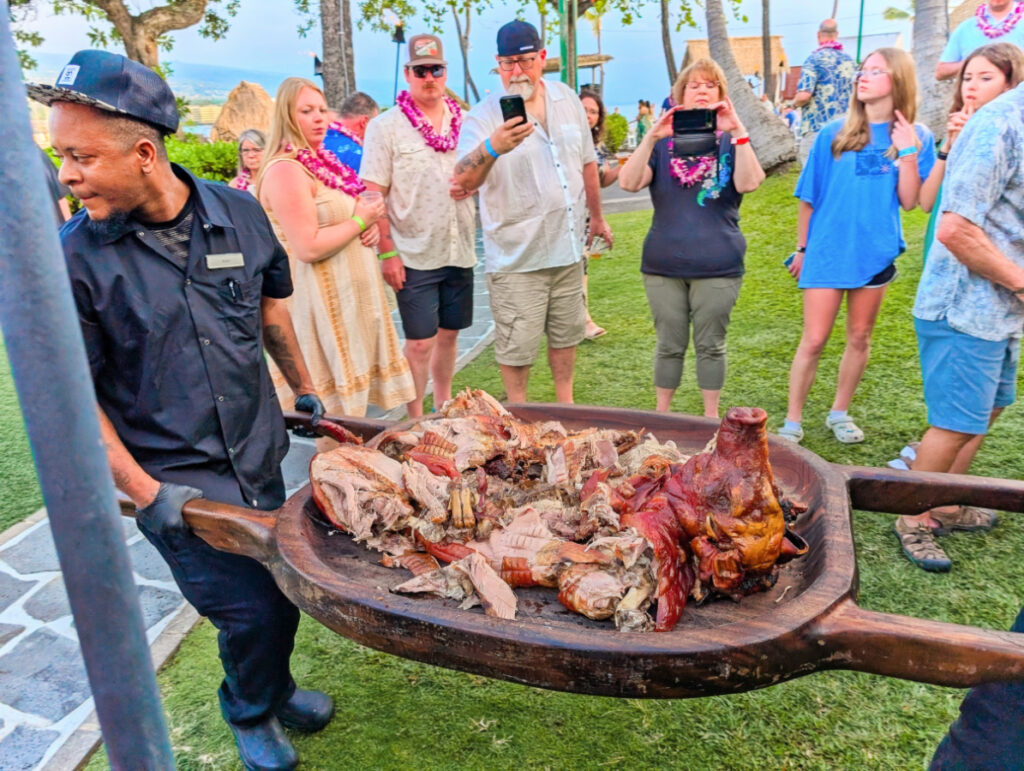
xmin=410 ymin=64 xmax=446 ymax=78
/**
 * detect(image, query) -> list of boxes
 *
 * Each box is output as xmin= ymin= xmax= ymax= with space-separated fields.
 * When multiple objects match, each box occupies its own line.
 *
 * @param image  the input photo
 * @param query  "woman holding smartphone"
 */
xmin=619 ymin=58 xmax=765 ymax=417
xmin=258 ymin=77 xmax=414 ymax=417
xmin=779 ymin=48 xmax=934 ymax=444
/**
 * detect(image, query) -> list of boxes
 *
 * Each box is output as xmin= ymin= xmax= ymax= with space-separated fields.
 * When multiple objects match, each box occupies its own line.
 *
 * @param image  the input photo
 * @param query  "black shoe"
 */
xmin=229 ymin=715 xmax=299 ymax=771
xmin=275 ymin=689 xmax=335 ymax=733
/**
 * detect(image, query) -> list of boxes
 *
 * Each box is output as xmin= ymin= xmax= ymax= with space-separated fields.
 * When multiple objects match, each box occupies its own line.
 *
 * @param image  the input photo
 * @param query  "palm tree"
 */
xmin=761 ymin=0 xmax=772 ymax=100
xmin=320 ymin=0 xmax=356 ymax=106
xmin=913 ymin=0 xmax=953 ymax=138
xmin=661 ymin=0 xmax=678 ymax=86
xmin=705 ymin=0 xmax=796 ymax=170
xmin=584 ymin=4 xmax=606 ymax=90
xmin=451 ymin=2 xmax=480 ymax=102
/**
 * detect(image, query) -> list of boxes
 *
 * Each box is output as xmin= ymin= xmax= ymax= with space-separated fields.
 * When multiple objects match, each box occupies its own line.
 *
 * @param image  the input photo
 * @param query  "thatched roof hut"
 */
xmin=681 ymin=35 xmax=788 ymax=79
xmin=950 ymin=0 xmax=984 ymax=28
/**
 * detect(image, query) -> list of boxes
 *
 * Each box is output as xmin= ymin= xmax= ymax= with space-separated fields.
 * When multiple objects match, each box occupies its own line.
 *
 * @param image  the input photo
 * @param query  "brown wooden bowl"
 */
xmin=125 ymin=404 xmax=1024 ymax=698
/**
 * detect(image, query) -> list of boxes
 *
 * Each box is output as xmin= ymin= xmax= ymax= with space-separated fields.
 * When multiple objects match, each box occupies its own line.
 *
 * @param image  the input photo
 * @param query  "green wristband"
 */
xmin=378 ymin=250 xmax=398 ymax=261
xmin=351 ymin=214 xmax=367 ymax=232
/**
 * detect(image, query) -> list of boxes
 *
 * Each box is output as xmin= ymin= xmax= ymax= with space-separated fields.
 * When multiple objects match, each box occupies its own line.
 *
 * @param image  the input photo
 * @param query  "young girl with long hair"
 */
xmin=779 ymin=48 xmax=935 ymax=444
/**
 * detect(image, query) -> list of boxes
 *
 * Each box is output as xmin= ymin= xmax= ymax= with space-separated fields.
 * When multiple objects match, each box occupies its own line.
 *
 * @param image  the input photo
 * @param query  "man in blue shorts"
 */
xmin=895 ymin=82 xmax=1024 ymax=573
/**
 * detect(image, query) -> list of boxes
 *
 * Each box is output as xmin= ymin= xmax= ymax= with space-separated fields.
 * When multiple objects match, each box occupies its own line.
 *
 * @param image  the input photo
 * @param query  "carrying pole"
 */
xmin=0 ymin=13 xmax=174 ymax=770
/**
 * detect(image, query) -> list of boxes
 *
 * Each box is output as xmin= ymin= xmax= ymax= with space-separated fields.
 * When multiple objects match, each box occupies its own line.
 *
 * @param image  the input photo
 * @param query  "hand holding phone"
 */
xmin=499 ymin=95 xmax=527 ymax=126
xmin=490 ymin=96 xmax=534 ymax=155
xmin=672 ymin=108 xmax=718 ymax=158
xmin=784 ymin=252 xmax=802 ymax=280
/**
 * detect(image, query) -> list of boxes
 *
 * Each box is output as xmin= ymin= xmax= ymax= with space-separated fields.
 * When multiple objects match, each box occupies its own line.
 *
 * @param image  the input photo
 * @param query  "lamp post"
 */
xmin=392 ymin=22 xmax=406 ymax=102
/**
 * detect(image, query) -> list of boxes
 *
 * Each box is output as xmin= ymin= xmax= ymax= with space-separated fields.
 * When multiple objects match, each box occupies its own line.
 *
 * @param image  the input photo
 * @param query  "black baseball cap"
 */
xmin=26 ymin=50 xmax=179 ymax=134
xmin=497 ymin=21 xmax=543 ymax=57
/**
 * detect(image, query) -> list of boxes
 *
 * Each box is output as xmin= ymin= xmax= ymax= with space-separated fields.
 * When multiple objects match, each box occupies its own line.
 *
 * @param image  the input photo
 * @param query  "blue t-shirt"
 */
xmin=794 ymin=119 xmax=935 ymax=289
xmin=941 ymin=13 xmax=1024 ymax=63
xmin=322 ymin=129 xmax=363 ymax=172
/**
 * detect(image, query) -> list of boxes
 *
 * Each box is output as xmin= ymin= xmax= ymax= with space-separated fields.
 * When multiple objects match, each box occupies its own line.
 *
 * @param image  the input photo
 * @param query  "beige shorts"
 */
xmin=486 ymin=261 xmax=586 ymax=366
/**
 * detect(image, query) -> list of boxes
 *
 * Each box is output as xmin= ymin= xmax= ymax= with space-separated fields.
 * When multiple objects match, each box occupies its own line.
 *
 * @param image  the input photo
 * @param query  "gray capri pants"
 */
xmin=642 ymin=274 xmax=743 ymax=391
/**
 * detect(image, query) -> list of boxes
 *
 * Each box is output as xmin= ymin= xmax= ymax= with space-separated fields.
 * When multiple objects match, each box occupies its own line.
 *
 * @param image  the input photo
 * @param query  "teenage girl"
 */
xmin=779 ymin=47 xmax=935 ymax=444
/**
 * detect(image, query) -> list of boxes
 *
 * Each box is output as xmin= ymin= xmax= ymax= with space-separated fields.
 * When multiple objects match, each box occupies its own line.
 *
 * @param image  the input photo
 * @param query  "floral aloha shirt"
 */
xmin=914 ymin=85 xmax=1024 ymax=342
xmin=796 ymin=45 xmax=856 ymax=136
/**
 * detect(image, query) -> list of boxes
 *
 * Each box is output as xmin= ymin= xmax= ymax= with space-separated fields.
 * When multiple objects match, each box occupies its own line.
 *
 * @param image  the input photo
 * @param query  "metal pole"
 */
xmin=394 ymin=42 xmax=400 ymax=101
xmin=856 ymin=0 xmax=865 ymax=62
xmin=0 ymin=13 xmax=174 ymax=771
xmin=559 ymin=0 xmax=569 ymax=85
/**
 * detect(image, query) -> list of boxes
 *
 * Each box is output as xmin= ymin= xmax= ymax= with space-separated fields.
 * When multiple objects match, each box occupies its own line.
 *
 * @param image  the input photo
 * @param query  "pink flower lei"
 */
xmin=667 ymin=134 xmax=721 ymax=188
xmin=977 ymin=2 xmax=1024 ymax=38
xmin=818 ymin=39 xmax=844 ymax=51
xmin=328 ymin=121 xmax=362 ymax=145
xmin=234 ymin=168 xmax=252 ymax=191
xmin=395 ymin=90 xmax=462 ymax=152
xmin=285 ymin=142 xmax=365 ymax=197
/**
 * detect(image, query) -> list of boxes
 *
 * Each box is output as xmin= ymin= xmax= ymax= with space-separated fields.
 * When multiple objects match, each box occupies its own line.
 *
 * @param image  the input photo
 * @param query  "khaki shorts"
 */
xmin=486 ymin=261 xmax=586 ymax=366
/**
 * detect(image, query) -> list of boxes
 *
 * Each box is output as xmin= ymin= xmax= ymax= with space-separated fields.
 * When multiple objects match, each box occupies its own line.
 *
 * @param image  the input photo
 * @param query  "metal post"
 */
xmin=0 ymin=14 xmax=174 ymax=771
xmin=559 ymin=0 xmax=569 ymax=86
xmin=856 ymin=0 xmax=865 ymax=63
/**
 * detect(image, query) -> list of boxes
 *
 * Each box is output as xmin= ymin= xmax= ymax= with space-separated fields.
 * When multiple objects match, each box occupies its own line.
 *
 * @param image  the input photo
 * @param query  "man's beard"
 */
xmin=508 ymin=78 xmax=535 ymax=101
xmin=85 ymin=209 xmax=133 ymax=240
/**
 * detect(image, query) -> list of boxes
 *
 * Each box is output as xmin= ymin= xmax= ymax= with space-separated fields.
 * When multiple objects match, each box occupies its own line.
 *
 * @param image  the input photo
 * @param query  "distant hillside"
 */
xmin=26 ymin=52 xmax=394 ymax=105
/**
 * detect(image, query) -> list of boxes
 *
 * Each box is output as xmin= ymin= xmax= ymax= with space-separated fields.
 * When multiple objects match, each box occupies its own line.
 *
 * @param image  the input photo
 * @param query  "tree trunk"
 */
xmin=341 ymin=0 xmax=356 ymax=93
xmin=914 ymin=0 xmax=953 ymax=138
xmin=92 ymin=0 xmax=208 ymax=69
xmin=660 ymin=0 xmax=677 ymax=87
xmin=452 ymin=5 xmax=479 ymax=103
xmin=761 ymin=0 xmax=773 ymax=100
xmin=319 ymin=0 xmax=345 ymax=108
xmin=705 ymin=0 xmax=795 ymax=171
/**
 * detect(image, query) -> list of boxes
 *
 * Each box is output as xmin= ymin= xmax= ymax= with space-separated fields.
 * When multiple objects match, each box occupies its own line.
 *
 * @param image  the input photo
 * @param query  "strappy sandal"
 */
xmin=826 ymin=414 xmax=865 ymax=444
xmin=893 ymin=516 xmax=951 ymax=572
xmin=930 ymin=506 xmax=999 ymax=535
xmin=776 ymin=424 xmax=804 ymax=443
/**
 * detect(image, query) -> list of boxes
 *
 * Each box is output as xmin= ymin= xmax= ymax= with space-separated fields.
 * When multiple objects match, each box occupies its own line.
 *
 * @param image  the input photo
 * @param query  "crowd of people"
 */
xmin=29 ymin=5 xmax=1024 ymax=768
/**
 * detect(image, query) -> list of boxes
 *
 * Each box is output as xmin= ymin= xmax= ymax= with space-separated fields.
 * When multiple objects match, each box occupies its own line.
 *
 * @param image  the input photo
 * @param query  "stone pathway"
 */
xmin=0 ymin=253 xmax=494 ymax=771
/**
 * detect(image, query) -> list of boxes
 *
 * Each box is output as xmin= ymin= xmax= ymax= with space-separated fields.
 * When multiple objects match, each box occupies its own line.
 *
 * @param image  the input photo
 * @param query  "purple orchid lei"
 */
xmin=976 ymin=2 xmax=1024 ymax=38
xmin=395 ymin=90 xmax=462 ymax=152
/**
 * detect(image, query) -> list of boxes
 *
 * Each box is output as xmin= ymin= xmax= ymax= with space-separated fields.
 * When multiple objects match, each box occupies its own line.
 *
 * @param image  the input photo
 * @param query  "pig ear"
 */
xmin=777 ymin=529 xmax=810 ymax=563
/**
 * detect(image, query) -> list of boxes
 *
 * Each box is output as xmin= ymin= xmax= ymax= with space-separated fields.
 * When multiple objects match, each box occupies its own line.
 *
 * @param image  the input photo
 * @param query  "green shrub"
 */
xmin=166 ymin=135 xmax=237 ymax=183
xmin=604 ymin=112 xmax=628 ymax=154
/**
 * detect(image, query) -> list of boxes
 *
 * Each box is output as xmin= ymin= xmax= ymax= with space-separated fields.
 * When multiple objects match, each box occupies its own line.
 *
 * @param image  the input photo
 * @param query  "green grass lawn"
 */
xmin=70 ymin=169 xmax=1024 ymax=768
xmin=0 ymin=338 xmax=43 ymax=531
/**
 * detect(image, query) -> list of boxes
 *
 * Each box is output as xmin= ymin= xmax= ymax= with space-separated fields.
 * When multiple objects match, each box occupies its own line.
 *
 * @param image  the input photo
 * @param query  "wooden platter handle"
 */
xmin=813 ymin=599 xmax=1024 ymax=687
xmin=282 ymin=411 xmax=394 ymax=442
xmin=118 ymin=496 xmax=277 ymax=563
xmin=841 ymin=464 xmax=1024 ymax=515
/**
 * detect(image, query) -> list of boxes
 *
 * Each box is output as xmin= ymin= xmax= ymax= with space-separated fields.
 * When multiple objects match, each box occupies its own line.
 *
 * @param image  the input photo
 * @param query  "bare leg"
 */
xmin=786 ymin=289 xmax=844 ymax=423
xmin=430 ymin=328 xmax=460 ymax=408
xmin=500 ymin=364 xmax=531 ymax=403
xmin=949 ymin=408 xmax=1003 ymax=473
xmin=701 ymin=389 xmax=720 ymax=419
xmin=902 ymin=426 xmax=977 ymax=528
xmin=831 ymin=285 xmax=888 ymax=412
xmin=584 ymin=274 xmax=604 ymax=337
xmin=403 ymin=336 xmax=436 ymax=419
xmin=655 ymin=386 xmax=676 ymax=412
xmin=548 ymin=345 xmax=576 ymax=403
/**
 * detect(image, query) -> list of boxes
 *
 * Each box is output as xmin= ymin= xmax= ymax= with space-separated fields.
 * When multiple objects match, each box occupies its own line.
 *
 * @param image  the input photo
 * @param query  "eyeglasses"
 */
xmin=684 ymin=81 xmax=719 ymax=90
xmin=410 ymin=64 xmax=446 ymax=78
xmin=498 ymin=56 xmax=539 ymax=72
xmin=855 ymin=68 xmax=890 ymax=79
xmin=240 ymin=148 xmax=263 ymax=155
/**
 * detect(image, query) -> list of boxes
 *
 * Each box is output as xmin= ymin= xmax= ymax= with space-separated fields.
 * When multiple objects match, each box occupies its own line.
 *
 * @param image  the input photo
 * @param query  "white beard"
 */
xmin=508 ymin=79 xmax=535 ymax=101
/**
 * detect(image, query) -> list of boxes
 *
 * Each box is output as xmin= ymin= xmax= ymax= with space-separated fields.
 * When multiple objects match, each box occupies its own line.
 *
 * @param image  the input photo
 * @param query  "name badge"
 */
xmin=206 ymin=252 xmax=245 ymax=270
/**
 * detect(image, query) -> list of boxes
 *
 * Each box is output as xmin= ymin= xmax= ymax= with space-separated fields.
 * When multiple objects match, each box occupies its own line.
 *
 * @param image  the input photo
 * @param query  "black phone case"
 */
xmin=499 ymin=96 xmax=527 ymax=125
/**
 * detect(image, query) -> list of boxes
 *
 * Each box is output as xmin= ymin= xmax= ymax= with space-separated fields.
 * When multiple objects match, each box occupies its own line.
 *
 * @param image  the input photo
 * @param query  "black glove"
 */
xmin=136 ymin=482 xmax=203 ymax=536
xmin=292 ymin=393 xmax=325 ymax=438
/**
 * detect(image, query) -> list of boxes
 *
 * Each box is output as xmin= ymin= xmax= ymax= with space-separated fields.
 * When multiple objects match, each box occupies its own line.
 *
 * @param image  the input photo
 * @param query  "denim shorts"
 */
xmin=915 ymin=316 xmax=1020 ymax=435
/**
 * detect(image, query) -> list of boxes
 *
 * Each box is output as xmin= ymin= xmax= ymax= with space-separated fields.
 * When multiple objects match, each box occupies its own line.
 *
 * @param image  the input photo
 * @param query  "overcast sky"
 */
xmin=29 ymin=0 xmax=914 ymax=108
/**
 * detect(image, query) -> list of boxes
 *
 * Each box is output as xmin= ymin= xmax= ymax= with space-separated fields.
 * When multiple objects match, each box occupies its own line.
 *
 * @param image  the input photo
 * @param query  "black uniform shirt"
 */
xmin=60 ymin=164 xmax=293 ymax=509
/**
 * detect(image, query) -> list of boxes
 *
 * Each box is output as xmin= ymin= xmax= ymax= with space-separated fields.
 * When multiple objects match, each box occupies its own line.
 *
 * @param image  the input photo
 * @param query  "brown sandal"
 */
xmin=929 ymin=506 xmax=999 ymax=535
xmin=893 ymin=516 xmax=951 ymax=572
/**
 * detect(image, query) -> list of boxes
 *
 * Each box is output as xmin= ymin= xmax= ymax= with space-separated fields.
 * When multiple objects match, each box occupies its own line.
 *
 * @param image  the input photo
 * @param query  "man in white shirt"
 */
xmin=454 ymin=20 xmax=612 ymax=403
xmin=361 ymin=34 xmax=476 ymax=417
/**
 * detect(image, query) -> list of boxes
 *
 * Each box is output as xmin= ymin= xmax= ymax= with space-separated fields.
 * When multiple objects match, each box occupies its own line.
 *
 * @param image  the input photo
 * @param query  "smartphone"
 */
xmin=671 ymin=108 xmax=718 ymax=158
xmin=783 ymin=253 xmax=795 ymax=268
xmin=499 ymin=94 xmax=527 ymax=126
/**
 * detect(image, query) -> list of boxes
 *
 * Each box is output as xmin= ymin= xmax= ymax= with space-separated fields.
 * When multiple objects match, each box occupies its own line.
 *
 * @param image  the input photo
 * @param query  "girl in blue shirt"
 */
xmin=779 ymin=48 xmax=934 ymax=445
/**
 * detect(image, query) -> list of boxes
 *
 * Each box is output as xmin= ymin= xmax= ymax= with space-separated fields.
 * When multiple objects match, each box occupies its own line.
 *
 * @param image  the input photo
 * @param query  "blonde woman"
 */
xmin=257 ymin=77 xmax=414 ymax=417
xmin=229 ymin=128 xmax=266 ymax=192
xmin=779 ymin=48 xmax=935 ymax=444
xmin=619 ymin=58 xmax=765 ymax=418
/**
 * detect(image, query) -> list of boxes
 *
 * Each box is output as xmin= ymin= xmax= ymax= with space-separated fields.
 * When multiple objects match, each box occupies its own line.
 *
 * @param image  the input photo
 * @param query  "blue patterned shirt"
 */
xmin=914 ymin=85 xmax=1024 ymax=342
xmin=796 ymin=45 xmax=856 ymax=136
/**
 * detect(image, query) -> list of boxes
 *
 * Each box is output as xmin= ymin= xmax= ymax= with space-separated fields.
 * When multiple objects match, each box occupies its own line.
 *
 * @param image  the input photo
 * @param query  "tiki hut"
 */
xmin=681 ymin=36 xmax=788 ymax=101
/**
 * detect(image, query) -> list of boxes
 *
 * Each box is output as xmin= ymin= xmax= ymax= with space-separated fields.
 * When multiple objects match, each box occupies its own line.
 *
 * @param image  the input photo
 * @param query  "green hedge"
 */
xmin=166 ymin=135 xmax=237 ymax=183
xmin=604 ymin=112 xmax=628 ymax=155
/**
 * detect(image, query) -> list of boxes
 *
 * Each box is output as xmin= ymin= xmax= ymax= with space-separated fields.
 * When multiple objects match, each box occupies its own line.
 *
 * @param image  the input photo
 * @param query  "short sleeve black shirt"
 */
xmin=59 ymin=165 xmax=294 ymax=509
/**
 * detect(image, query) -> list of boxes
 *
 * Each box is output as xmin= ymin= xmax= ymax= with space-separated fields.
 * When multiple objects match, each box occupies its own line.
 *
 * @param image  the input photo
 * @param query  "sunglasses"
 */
xmin=410 ymin=64 xmax=446 ymax=79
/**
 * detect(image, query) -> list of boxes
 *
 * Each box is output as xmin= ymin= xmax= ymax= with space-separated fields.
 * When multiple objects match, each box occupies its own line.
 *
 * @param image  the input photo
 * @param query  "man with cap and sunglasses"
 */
xmin=454 ymin=20 xmax=613 ymax=404
xmin=30 ymin=50 xmax=331 ymax=771
xmin=360 ymin=34 xmax=476 ymax=416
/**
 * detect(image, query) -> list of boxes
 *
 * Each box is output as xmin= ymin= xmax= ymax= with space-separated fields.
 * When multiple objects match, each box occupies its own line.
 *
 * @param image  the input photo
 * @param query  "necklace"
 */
xmin=819 ymin=39 xmax=844 ymax=50
xmin=396 ymin=90 xmax=462 ymax=152
xmin=976 ymin=2 xmax=1024 ymax=38
xmin=235 ymin=168 xmax=252 ymax=191
xmin=668 ymin=150 xmax=717 ymax=187
xmin=285 ymin=142 xmax=365 ymax=197
xmin=328 ymin=121 xmax=362 ymax=145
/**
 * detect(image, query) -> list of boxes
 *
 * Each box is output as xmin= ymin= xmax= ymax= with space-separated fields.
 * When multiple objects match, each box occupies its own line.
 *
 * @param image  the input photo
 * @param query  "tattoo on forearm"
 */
xmin=454 ymin=145 xmax=489 ymax=176
xmin=264 ymin=324 xmax=303 ymax=388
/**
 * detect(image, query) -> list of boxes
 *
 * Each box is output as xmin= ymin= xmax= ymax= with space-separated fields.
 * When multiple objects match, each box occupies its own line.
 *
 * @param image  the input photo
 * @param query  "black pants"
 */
xmin=930 ymin=607 xmax=1024 ymax=770
xmin=138 ymin=471 xmax=300 ymax=726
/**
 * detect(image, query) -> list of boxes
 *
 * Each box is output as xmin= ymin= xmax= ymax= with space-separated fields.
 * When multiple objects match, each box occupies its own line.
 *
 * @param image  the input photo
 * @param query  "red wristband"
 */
xmin=732 ymin=135 xmax=750 ymax=146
